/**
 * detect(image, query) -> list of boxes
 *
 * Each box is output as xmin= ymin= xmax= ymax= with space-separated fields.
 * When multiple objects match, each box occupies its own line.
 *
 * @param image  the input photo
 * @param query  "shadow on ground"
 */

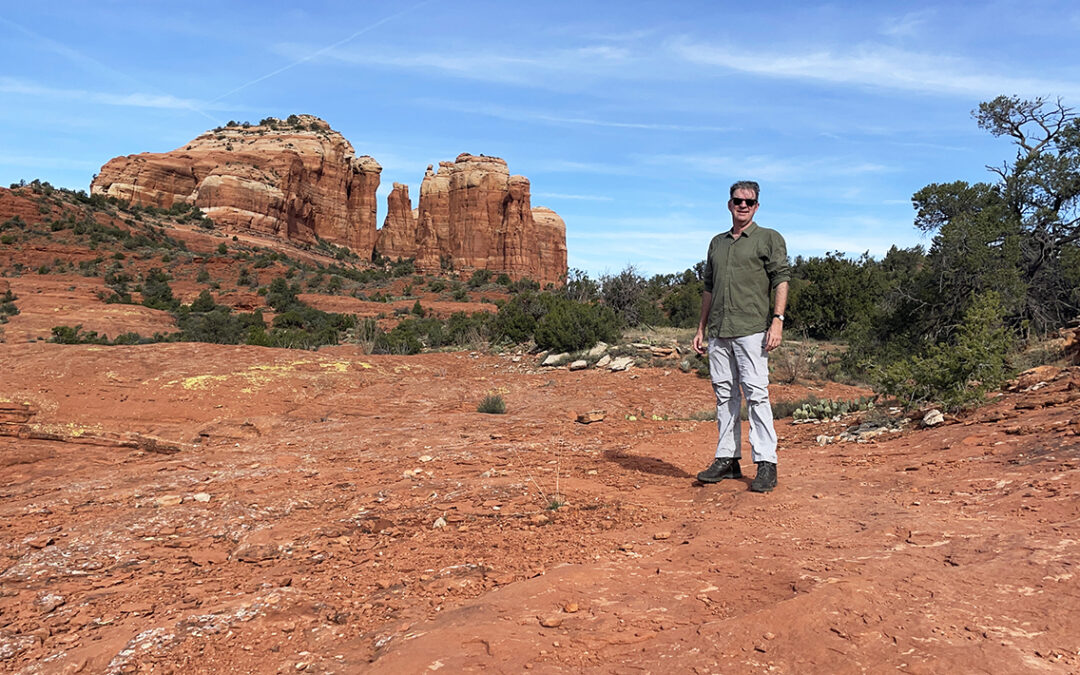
xmin=603 ymin=448 xmax=693 ymax=478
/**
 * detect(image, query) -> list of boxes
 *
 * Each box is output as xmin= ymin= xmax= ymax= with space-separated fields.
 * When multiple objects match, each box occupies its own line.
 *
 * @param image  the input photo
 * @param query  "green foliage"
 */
xmin=787 ymin=252 xmax=887 ymax=339
xmin=534 ymin=295 xmax=619 ymax=352
xmin=477 ymin=394 xmax=507 ymax=414
xmin=873 ymin=292 xmax=1015 ymax=411
xmin=468 ymin=269 xmax=494 ymax=287
xmin=661 ymin=278 xmax=704 ymax=328
xmin=141 ymin=268 xmax=179 ymax=311
xmin=786 ymin=396 xmax=875 ymax=421
xmin=0 ymin=290 xmax=18 ymax=323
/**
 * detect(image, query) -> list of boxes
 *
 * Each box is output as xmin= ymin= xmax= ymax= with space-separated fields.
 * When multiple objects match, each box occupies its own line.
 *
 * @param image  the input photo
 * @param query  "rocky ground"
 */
xmin=2 ymin=341 xmax=1078 ymax=674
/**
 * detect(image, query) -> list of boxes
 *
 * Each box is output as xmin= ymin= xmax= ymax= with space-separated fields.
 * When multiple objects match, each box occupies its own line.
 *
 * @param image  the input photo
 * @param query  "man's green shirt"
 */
xmin=702 ymin=221 xmax=790 ymax=339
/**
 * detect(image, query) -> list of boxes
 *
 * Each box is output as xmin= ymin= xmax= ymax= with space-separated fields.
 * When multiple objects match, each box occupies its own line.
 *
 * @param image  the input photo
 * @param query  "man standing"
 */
xmin=692 ymin=181 xmax=790 ymax=492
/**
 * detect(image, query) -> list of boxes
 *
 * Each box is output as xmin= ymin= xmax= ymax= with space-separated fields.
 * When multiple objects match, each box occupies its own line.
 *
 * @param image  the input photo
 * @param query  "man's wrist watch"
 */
xmin=772 ymin=314 xmax=785 ymax=322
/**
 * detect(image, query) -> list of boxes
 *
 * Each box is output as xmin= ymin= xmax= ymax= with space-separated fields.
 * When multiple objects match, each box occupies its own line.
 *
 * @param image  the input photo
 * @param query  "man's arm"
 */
xmin=692 ymin=290 xmax=712 ymax=355
xmin=765 ymin=281 xmax=788 ymax=352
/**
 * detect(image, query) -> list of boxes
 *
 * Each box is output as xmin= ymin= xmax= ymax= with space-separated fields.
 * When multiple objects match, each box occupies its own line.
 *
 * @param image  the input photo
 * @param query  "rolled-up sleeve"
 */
xmin=765 ymin=232 xmax=791 ymax=288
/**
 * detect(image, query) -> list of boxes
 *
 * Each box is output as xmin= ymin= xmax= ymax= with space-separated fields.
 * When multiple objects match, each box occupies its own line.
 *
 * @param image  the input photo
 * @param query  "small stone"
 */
xmin=576 ymin=410 xmax=605 ymax=424
xmin=539 ymin=615 xmax=563 ymax=628
xmin=433 ymin=517 xmax=447 ymax=529
xmin=419 ymin=455 xmax=434 ymax=463
xmin=619 ymin=543 xmax=634 ymax=551
xmin=608 ymin=356 xmax=634 ymax=372
xmin=563 ymin=602 xmax=579 ymax=613
xmin=155 ymin=495 xmax=183 ymax=507
xmin=922 ymin=409 xmax=945 ymax=427
xmin=233 ymin=544 xmax=281 ymax=563
xmin=568 ymin=360 xmax=588 ymax=371
xmin=530 ymin=514 xmax=551 ymax=526
xmin=816 ymin=434 xmax=832 ymax=446
xmin=653 ymin=531 xmax=671 ymax=541
xmin=542 ymin=353 xmax=569 ymax=367
xmin=192 ymin=492 xmax=212 ymax=503
xmin=763 ymin=632 xmax=776 ymax=640
xmin=39 ymin=593 xmax=65 ymax=614
xmin=595 ymin=355 xmax=612 ymax=368
xmin=27 ymin=535 xmax=54 ymax=549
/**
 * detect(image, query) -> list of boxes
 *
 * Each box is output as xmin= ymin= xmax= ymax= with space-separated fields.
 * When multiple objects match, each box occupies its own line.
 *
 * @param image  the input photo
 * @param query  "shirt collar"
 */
xmin=726 ymin=221 xmax=758 ymax=238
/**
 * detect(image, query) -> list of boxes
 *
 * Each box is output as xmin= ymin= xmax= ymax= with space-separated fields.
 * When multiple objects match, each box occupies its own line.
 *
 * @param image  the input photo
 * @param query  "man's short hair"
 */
xmin=730 ymin=181 xmax=760 ymax=200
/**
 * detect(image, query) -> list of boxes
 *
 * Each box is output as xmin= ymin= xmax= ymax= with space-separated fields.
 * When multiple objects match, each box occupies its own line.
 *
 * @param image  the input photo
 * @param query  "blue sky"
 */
xmin=3 ymin=1 xmax=1080 ymax=277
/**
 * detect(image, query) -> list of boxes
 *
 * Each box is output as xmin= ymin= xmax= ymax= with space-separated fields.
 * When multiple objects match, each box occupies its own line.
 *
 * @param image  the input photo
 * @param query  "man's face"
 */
xmin=728 ymin=188 xmax=759 ymax=227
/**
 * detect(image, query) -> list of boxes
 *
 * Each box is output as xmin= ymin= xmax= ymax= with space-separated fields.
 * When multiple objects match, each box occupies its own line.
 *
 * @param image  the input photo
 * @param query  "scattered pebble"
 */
xmin=539 ymin=615 xmax=563 ymax=628
xmin=193 ymin=492 xmax=212 ymax=503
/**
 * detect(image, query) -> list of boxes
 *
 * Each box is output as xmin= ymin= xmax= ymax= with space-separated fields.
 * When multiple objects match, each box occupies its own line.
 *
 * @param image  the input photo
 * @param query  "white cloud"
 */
xmin=880 ymin=10 xmax=936 ymax=38
xmin=533 ymin=192 xmax=613 ymax=202
xmin=669 ymin=38 xmax=1080 ymax=100
xmin=413 ymin=98 xmax=730 ymax=132
xmin=644 ymin=152 xmax=891 ymax=182
xmin=0 ymin=77 xmax=241 ymax=112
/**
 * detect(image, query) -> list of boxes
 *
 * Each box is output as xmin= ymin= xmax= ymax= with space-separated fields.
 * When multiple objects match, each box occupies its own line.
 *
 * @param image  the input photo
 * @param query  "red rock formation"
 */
xmin=92 ymin=126 xmax=568 ymax=284
xmin=375 ymin=183 xmax=418 ymax=260
xmin=531 ymin=207 xmax=569 ymax=285
xmin=91 ymin=116 xmax=382 ymax=256
xmin=401 ymin=154 xmax=567 ymax=285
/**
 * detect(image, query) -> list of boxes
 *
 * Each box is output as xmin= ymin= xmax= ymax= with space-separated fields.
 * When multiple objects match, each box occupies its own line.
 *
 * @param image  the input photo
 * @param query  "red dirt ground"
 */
xmin=2 ymin=341 xmax=1078 ymax=674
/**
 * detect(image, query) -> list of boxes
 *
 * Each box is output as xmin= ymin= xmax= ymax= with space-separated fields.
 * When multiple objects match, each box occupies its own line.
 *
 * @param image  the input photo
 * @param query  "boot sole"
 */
xmin=696 ymin=472 xmax=743 ymax=483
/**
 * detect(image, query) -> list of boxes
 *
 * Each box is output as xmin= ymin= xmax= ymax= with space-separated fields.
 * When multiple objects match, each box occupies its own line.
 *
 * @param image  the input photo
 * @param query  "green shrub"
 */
xmin=141 ymin=268 xmax=179 ymax=311
xmin=477 ymin=394 xmax=506 ymax=414
xmin=468 ymin=269 xmax=494 ymax=288
xmin=534 ymin=296 xmax=619 ymax=353
xmin=873 ymin=291 xmax=1014 ymax=411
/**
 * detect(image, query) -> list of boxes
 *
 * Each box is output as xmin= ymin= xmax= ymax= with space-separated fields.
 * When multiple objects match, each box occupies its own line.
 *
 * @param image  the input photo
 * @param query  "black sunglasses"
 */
xmin=731 ymin=198 xmax=758 ymax=207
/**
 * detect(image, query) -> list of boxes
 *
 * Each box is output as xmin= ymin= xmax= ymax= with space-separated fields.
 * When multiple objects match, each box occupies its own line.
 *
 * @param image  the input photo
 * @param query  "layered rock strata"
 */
xmin=91 ymin=116 xmax=382 ymax=255
xmin=93 ymin=123 xmax=568 ymax=284
xmin=378 ymin=154 xmax=567 ymax=286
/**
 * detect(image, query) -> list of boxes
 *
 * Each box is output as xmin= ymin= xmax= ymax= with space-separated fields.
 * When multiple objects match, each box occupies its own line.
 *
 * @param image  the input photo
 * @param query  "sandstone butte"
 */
xmin=376 ymin=155 xmax=568 ymax=286
xmin=91 ymin=117 xmax=568 ymax=286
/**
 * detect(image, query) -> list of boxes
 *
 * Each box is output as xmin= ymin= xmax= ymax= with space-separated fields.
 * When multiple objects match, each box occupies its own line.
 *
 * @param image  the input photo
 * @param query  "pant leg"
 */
xmin=731 ymin=332 xmax=778 ymax=464
xmin=708 ymin=337 xmax=742 ymax=459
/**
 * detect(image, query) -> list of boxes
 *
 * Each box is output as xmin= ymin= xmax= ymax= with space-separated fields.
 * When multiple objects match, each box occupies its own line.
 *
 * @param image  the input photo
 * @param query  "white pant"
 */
xmin=708 ymin=333 xmax=778 ymax=464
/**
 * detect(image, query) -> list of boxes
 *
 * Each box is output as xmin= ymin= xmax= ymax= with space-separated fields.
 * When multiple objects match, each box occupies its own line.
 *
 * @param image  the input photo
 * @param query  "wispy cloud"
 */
xmin=415 ymin=98 xmax=732 ymax=132
xmin=0 ymin=77 xmax=241 ymax=112
xmin=533 ymin=192 xmax=613 ymax=202
xmin=0 ymin=155 xmax=101 ymax=171
xmin=880 ymin=10 xmax=936 ymax=38
xmin=670 ymin=38 xmax=1080 ymax=100
xmin=644 ymin=152 xmax=890 ymax=182
xmin=285 ymin=40 xmax=643 ymax=90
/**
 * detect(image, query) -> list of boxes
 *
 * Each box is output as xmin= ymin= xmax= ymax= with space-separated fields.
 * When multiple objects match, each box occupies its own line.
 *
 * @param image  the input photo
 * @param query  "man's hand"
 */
xmin=693 ymin=329 xmax=706 ymax=355
xmin=765 ymin=320 xmax=783 ymax=352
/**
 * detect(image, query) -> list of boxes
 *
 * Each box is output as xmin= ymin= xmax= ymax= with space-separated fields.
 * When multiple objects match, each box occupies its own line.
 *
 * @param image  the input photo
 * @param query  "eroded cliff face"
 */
xmin=93 ymin=125 xmax=567 ymax=284
xmin=380 ymin=154 xmax=567 ymax=286
xmin=91 ymin=116 xmax=382 ymax=256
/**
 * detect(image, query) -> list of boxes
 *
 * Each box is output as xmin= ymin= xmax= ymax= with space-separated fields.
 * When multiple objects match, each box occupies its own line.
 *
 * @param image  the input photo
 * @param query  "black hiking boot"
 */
xmin=750 ymin=461 xmax=777 ymax=492
xmin=696 ymin=457 xmax=742 ymax=483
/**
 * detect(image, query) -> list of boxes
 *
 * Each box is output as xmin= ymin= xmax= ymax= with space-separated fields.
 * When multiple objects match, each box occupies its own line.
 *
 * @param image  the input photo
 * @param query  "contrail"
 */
xmin=208 ymin=0 xmax=433 ymax=105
